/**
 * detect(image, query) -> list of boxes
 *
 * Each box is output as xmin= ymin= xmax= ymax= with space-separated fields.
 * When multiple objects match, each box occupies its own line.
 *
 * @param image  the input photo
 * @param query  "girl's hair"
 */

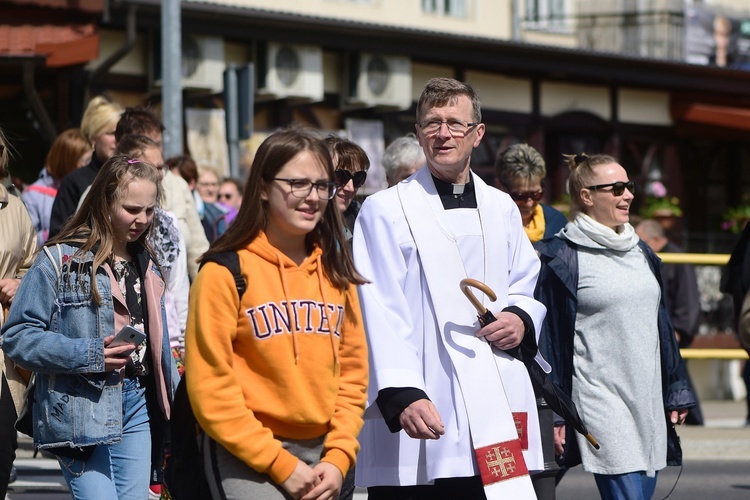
xmin=116 ymin=134 xmax=166 ymax=206
xmin=80 ymin=96 xmax=123 ymax=141
xmin=324 ymin=135 xmax=370 ymax=173
xmin=47 ymin=155 xmax=163 ymax=304
xmin=46 ymin=129 xmax=91 ymax=180
xmin=563 ymin=153 xmax=619 ymax=216
xmin=203 ymin=126 xmax=367 ymax=288
xmin=0 ymin=127 xmax=9 ymax=180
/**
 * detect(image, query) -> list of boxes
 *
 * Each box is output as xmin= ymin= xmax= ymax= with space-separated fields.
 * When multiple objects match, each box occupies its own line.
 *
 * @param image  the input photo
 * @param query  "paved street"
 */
xmin=7 ymin=400 xmax=750 ymax=499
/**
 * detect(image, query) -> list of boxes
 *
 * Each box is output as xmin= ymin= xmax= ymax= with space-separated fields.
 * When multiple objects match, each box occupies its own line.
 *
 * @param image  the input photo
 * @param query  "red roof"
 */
xmin=1 ymin=0 xmax=102 ymax=66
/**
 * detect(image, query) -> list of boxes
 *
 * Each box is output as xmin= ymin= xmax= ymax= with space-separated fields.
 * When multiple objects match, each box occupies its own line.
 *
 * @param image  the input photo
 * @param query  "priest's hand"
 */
xmin=399 ymin=399 xmax=445 ymax=440
xmin=476 ymin=311 xmax=525 ymax=350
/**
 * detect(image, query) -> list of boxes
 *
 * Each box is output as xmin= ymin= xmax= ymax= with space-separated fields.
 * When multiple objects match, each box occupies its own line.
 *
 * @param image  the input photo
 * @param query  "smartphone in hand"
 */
xmin=110 ymin=325 xmax=146 ymax=355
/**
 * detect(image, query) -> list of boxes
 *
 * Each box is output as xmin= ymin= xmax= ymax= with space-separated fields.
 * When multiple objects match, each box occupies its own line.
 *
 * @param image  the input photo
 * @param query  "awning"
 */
xmin=671 ymin=102 xmax=750 ymax=132
xmin=5 ymin=0 xmax=103 ymax=13
xmin=0 ymin=24 xmax=99 ymax=67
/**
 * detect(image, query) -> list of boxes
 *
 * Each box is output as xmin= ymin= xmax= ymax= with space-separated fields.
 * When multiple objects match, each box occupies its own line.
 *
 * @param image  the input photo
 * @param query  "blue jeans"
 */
xmin=594 ymin=471 xmax=658 ymax=500
xmin=58 ymin=377 xmax=152 ymax=499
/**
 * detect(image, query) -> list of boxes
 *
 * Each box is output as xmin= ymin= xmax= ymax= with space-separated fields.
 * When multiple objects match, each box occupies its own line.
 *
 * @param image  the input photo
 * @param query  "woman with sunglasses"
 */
xmin=185 ymin=127 xmax=368 ymax=500
xmin=494 ymin=143 xmax=567 ymax=246
xmin=534 ymin=153 xmax=695 ymax=500
xmin=325 ymin=136 xmax=369 ymax=244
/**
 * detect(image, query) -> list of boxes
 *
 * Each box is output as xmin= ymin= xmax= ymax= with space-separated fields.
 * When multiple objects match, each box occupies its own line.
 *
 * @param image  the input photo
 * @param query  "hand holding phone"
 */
xmin=110 ymin=325 xmax=146 ymax=350
xmin=104 ymin=326 xmax=146 ymax=372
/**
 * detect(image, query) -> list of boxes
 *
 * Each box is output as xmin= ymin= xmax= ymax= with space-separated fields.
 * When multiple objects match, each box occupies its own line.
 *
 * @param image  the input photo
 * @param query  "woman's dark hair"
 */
xmin=202 ymin=126 xmax=367 ymax=288
xmin=166 ymin=155 xmax=198 ymax=185
xmin=324 ymin=135 xmax=370 ymax=173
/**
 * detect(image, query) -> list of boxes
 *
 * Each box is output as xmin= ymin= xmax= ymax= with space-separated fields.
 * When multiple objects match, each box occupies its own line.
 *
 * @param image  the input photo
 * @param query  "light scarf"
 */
xmin=524 ymin=205 xmax=545 ymax=243
xmin=572 ymin=213 xmax=640 ymax=251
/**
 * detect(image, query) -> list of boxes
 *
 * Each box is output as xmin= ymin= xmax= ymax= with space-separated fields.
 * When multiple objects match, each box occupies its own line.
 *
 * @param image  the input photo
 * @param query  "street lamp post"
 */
xmin=161 ymin=0 xmax=183 ymax=158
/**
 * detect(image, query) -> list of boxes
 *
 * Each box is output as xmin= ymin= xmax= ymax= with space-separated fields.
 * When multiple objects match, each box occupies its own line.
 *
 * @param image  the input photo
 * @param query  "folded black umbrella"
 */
xmin=460 ymin=278 xmax=599 ymax=450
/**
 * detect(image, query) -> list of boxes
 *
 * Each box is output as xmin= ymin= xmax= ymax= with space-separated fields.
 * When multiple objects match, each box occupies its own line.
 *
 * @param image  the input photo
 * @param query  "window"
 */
xmin=423 ymin=0 xmax=467 ymax=18
xmin=526 ymin=0 xmax=566 ymax=29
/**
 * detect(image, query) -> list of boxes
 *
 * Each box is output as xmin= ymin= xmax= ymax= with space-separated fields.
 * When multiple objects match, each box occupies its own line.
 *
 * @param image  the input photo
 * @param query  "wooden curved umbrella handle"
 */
xmin=459 ymin=278 xmax=497 ymax=315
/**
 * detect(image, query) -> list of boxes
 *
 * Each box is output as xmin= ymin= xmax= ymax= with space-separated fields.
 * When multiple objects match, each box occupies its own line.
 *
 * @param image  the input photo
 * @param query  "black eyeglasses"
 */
xmin=334 ymin=169 xmax=367 ymax=189
xmin=586 ymin=181 xmax=635 ymax=196
xmin=273 ymin=178 xmax=338 ymax=200
xmin=218 ymin=193 xmax=234 ymax=201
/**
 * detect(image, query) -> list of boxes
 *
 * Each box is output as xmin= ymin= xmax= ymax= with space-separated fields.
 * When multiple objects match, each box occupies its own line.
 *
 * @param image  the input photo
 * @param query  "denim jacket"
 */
xmin=1 ymin=243 xmax=178 ymax=455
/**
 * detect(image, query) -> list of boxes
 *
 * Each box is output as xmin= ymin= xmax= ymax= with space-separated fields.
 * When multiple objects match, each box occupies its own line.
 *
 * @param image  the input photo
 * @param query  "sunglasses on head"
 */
xmin=335 ymin=169 xmax=367 ymax=189
xmin=586 ymin=181 xmax=635 ymax=196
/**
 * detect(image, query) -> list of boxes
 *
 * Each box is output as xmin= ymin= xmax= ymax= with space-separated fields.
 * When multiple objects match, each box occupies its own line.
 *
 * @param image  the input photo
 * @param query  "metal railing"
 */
xmin=656 ymin=252 xmax=749 ymax=360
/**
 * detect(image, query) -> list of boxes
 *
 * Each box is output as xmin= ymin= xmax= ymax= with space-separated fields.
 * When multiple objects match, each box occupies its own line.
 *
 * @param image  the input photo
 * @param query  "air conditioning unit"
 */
xmin=256 ymin=42 xmax=324 ymax=101
xmin=151 ymin=35 xmax=225 ymax=93
xmin=347 ymin=53 xmax=411 ymax=110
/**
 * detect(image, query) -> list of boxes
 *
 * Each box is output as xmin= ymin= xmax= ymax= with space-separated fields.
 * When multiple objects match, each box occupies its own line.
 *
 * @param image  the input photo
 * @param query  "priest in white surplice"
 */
xmin=353 ymin=78 xmax=546 ymax=500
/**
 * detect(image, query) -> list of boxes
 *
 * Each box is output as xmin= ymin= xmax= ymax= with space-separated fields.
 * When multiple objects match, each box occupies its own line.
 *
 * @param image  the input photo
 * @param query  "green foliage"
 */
xmin=721 ymin=204 xmax=750 ymax=235
xmin=640 ymin=196 xmax=683 ymax=218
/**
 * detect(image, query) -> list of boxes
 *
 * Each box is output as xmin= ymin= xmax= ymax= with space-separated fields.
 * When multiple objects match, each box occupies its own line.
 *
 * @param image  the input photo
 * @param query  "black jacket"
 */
xmin=49 ymin=154 xmax=105 ymax=237
xmin=534 ymin=236 xmax=696 ymax=468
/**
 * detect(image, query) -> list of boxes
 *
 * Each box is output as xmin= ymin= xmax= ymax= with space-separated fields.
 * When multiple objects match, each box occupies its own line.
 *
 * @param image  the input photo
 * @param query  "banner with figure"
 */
xmin=685 ymin=5 xmax=750 ymax=70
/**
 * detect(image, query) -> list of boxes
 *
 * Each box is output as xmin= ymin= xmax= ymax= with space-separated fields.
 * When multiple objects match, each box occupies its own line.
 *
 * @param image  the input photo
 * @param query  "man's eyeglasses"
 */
xmin=218 ymin=193 xmax=235 ymax=201
xmin=585 ymin=181 xmax=635 ymax=196
xmin=418 ymin=120 xmax=479 ymax=137
xmin=334 ymin=169 xmax=367 ymax=189
xmin=273 ymin=178 xmax=338 ymax=200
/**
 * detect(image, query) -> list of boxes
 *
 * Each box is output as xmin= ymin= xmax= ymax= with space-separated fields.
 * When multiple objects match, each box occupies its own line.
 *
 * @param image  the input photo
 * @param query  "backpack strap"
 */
xmin=25 ymin=185 xmax=58 ymax=198
xmin=42 ymin=244 xmax=63 ymax=283
xmin=200 ymin=252 xmax=246 ymax=298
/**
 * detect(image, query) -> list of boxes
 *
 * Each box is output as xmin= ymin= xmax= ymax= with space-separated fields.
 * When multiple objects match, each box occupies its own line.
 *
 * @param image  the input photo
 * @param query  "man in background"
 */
xmin=637 ymin=218 xmax=704 ymax=425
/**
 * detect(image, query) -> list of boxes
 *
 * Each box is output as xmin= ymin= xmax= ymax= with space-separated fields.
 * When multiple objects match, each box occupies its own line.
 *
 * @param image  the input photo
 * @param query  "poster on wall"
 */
xmin=345 ymin=118 xmax=388 ymax=194
xmin=185 ymin=108 xmax=231 ymax=177
xmin=685 ymin=6 xmax=750 ymax=70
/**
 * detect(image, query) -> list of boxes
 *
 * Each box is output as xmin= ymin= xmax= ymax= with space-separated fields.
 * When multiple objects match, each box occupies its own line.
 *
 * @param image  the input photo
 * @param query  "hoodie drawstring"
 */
xmin=316 ymin=255 xmax=340 ymax=369
xmin=275 ymin=251 xmax=340 ymax=368
xmin=276 ymin=252 xmax=300 ymax=364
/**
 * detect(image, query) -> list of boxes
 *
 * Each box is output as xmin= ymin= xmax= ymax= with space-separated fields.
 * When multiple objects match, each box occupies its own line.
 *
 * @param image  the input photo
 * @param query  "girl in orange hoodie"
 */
xmin=185 ymin=127 xmax=369 ymax=500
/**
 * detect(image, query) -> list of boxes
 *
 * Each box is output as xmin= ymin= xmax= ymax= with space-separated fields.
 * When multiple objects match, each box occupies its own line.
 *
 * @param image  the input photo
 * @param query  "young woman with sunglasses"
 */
xmin=534 ymin=154 xmax=695 ymax=500
xmin=325 ymin=135 xmax=369 ymax=245
xmin=185 ymin=127 xmax=368 ymax=500
xmin=494 ymin=143 xmax=567 ymax=246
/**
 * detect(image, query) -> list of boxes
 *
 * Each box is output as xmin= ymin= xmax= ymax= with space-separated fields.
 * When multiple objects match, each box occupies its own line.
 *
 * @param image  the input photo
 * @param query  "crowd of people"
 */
xmin=1 ymin=76 xmax=735 ymax=500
